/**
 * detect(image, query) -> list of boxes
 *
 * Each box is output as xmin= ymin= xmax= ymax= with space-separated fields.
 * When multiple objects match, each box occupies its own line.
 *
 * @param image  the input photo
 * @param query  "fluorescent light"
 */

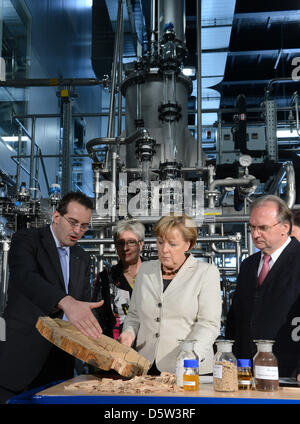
xmin=1 ymin=136 xmax=30 ymax=142
xmin=277 ymin=129 xmax=300 ymax=138
xmin=182 ymin=67 xmax=195 ymax=76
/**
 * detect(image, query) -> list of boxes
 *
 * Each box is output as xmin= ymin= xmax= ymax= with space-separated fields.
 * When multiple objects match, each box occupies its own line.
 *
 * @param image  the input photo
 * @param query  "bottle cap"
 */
xmin=184 ymin=359 xmax=199 ymax=368
xmin=237 ymin=359 xmax=251 ymax=368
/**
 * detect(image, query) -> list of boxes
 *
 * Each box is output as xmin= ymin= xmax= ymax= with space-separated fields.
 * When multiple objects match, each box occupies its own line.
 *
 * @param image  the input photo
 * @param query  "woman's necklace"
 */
xmin=161 ymin=257 xmax=187 ymax=276
xmin=161 ymin=264 xmax=180 ymax=276
xmin=124 ymin=262 xmax=140 ymax=287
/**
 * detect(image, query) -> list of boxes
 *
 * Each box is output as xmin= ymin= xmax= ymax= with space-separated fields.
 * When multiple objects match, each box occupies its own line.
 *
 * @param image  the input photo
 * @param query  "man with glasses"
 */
xmin=0 ymin=192 xmax=103 ymax=403
xmin=226 ymin=194 xmax=300 ymax=381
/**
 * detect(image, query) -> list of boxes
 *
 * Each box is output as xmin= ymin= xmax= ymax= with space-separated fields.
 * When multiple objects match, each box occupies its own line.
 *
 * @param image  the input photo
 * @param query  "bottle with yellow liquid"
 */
xmin=183 ymin=359 xmax=199 ymax=391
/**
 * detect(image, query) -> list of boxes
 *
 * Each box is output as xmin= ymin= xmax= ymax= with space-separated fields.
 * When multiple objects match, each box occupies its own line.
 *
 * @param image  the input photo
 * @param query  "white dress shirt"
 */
xmin=257 ymin=236 xmax=291 ymax=276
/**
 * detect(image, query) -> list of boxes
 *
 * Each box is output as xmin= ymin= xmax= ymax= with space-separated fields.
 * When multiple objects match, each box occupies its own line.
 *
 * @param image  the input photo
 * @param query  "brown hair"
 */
xmin=154 ymin=213 xmax=197 ymax=250
xmin=56 ymin=191 xmax=93 ymax=215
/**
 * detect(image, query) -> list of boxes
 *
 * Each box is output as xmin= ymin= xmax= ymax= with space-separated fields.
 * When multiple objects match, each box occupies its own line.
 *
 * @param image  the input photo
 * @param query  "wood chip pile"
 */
xmin=64 ymin=372 xmax=183 ymax=394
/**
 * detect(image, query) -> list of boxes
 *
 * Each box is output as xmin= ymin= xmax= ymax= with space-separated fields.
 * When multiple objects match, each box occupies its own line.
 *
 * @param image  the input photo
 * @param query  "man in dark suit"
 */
xmin=226 ymin=194 xmax=300 ymax=380
xmin=0 ymin=192 xmax=103 ymax=403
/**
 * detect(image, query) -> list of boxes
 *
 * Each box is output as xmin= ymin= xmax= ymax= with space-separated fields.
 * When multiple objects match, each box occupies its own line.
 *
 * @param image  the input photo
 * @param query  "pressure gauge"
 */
xmin=239 ymin=155 xmax=252 ymax=168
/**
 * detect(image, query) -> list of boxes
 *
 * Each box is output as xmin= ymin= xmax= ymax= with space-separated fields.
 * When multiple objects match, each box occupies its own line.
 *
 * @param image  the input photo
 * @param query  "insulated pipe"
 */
xmin=86 ymin=128 xmax=150 ymax=162
xmin=208 ymin=176 xmax=257 ymax=193
xmin=268 ymin=161 xmax=296 ymax=209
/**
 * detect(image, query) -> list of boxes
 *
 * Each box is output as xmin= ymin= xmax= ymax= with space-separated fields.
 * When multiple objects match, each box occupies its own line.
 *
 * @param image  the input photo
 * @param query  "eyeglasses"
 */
xmin=249 ymin=222 xmax=280 ymax=233
xmin=62 ymin=215 xmax=89 ymax=232
xmin=115 ymin=239 xmax=140 ymax=248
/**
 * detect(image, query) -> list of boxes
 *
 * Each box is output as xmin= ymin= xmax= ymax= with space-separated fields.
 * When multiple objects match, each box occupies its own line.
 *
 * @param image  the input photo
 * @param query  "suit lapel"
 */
xmin=148 ymin=260 xmax=163 ymax=298
xmin=263 ymin=238 xmax=297 ymax=292
xmin=252 ymin=252 xmax=261 ymax=287
xmin=40 ymin=226 xmax=65 ymax=290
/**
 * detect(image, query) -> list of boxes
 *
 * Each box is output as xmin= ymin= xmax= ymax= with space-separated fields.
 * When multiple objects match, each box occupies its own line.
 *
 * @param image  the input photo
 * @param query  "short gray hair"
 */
xmin=250 ymin=195 xmax=292 ymax=234
xmin=113 ymin=219 xmax=145 ymax=242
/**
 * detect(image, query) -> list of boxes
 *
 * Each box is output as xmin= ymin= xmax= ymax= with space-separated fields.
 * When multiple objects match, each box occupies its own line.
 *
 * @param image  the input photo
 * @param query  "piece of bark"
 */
xmin=36 ymin=317 xmax=150 ymax=377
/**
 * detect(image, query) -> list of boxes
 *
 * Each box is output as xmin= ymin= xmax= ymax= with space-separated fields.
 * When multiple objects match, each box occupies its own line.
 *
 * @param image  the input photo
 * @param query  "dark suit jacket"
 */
xmin=0 ymin=226 xmax=91 ymax=392
xmin=226 ymin=237 xmax=300 ymax=377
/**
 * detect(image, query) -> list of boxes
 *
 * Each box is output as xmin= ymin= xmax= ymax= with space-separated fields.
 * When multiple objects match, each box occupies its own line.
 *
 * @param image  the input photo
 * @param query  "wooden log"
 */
xmin=36 ymin=317 xmax=151 ymax=378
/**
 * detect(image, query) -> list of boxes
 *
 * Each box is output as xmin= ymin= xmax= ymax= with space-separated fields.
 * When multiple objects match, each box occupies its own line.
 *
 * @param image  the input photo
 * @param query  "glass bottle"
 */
xmin=183 ymin=359 xmax=199 ymax=391
xmin=237 ymin=359 xmax=253 ymax=390
xmin=253 ymin=340 xmax=279 ymax=391
xmin=213 ymin=340 xmax=238 ymax=392
xmin=175 ymin=339 xmax=197 ymax=387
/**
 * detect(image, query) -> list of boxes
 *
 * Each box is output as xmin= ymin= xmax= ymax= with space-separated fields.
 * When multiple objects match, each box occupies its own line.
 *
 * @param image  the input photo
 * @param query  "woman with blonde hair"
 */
xmin=119 ymin=214 xmax=222 ymax=375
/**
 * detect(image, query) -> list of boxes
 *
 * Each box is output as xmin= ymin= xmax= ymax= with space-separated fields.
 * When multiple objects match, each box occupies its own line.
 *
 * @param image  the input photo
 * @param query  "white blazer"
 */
xmin=122 ymin=254 xmax=222 ymax=374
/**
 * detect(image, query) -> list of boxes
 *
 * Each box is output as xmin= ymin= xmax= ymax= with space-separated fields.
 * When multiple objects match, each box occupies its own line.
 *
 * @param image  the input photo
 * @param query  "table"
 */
xmin=7 ymin=374 xmax=300 ymax=404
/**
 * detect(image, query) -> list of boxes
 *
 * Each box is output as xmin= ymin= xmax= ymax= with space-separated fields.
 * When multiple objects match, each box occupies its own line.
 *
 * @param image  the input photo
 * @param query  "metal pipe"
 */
xmin=196 ymin=0 xmax=203 ymax=168
xmin=208 ymin=176 xmax=257 ymax=193
xmin=29 ymin=117 xmax=36 ymax=188
xmin=111 ymin=152 xmax=117 ymax=223
xmin=37 ymin=148 xmax=50 ymax=193
xmin=0 ymin=78 xmax=105 ymax=87
xmin=151 ymin=0 xmax=156 ymax=56
xmin=268 ymin=161 xmax=296 ymax=209
xmin=16 ymin=129 xmax=22 ymax=191
xmin=78 ymin=234 xmax=249 ymax=245
xmin=0 ymin=239 xmax=10 ymax=316
xmin=15 ymin=112 xmax=126 ymax=119
xmin=107 ymin=0 xmax=123 ymax=140
xmin=60 ymin=94 xmax=72 ymax=196
xmin=290 ymin=91 xmax=300 ymax=136
xmin=264 ymin=77 xmax=294 ymax=101
xmin=13 ymin=117 xmax=50 ymax=192
xmin=235 ymin=232 xmax=242 ymax=275
xmin=117 ymin=14 xmax=124 ymax=138
xmin=86 ymin=128 xmax=150 ymax=162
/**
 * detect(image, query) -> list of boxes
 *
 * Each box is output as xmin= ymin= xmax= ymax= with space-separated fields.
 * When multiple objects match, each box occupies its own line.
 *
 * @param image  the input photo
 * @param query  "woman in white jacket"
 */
xmin=119 ymin=214 xmax=222 ymax=375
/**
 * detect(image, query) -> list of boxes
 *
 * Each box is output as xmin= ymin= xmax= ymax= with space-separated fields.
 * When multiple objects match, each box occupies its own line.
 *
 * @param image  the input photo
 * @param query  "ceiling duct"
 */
xmin=91 ymin=0 xmax=115 ymax=79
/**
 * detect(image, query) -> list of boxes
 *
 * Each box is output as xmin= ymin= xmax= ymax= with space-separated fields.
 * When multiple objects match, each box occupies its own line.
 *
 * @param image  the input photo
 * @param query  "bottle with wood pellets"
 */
xmin=253 ymin=340 xmax=279 ymax=391
xmin=237 ymin=359 xmax=252 ymax=390
xmin=213 ymin=340 xmax=238 ymax=392
xmin=183 ymin=359 xmax=199 ymax=391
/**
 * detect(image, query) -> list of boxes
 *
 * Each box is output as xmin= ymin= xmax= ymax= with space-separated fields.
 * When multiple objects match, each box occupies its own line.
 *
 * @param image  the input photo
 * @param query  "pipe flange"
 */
xmin=158 ymin=102 xmax=182 ymax=122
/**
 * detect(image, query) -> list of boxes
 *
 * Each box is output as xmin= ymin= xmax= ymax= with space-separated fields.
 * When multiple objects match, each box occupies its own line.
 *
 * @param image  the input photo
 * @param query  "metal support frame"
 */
xmin=265 ymin=100 xmax=278 ymax=162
